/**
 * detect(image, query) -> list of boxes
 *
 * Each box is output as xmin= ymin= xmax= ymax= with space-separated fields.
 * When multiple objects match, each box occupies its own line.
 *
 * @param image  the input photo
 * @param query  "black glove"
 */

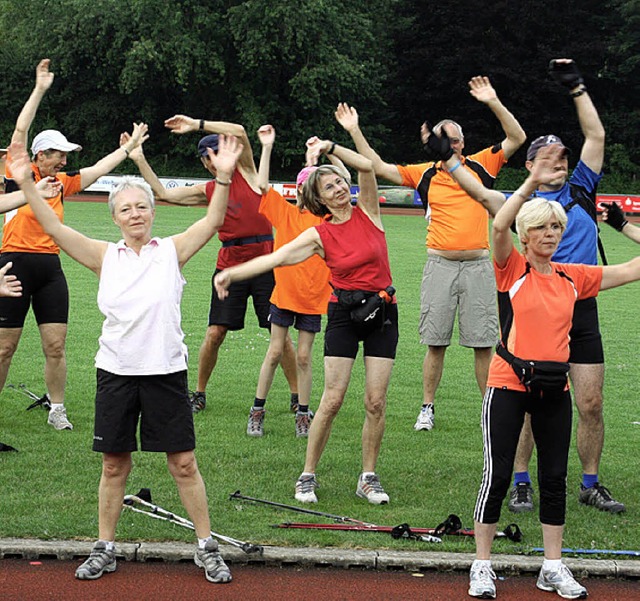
xmin=549 ymin=59 xmax=584 ymax=90
xmin=602 ymin=202 xmax=628 ymax=232
xmin=423 ymin=122 xmax=454 ymax=161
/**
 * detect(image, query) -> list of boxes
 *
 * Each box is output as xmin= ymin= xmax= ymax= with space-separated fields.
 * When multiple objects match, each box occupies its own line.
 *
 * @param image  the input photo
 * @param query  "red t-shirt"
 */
xmin=315 ymin=206 xmax=392 ymax=298
xmin=205 ymin=171 xmax=273 ymax=269
xmin=488 ymin=247 xmax=603 ymax=391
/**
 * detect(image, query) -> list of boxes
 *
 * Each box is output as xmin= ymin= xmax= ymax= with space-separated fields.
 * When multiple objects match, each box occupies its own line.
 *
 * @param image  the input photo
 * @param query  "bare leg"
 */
xmin=474 ymin=521 xmax=497 ymax=559
xmin=255 ymin=324 xmax=288 ymax=399
xmin=473 ymin=347 xmax=493 ymax=395
xmin=196 ymin=325 xmax=227 ymax=392
xmin=541 ymin=523 xmax=564 ymax=560
xmin=98 ymin=453 xmax=132 ymax=541
xmin=167 ymin=450 xmax=211 ymax=538
xmin=513 ymin=413 xmax=535 ymax=473
xmin=422 ymin=345 xmax=446 ymax=406
xmin=570 ymin=363 xmax=604 ymax=476
xmin=361 ymin=357 xmax=394 ymax=472
xmin=295 ymin=330 xmax=317 ymax=407
xmin=39 ymin=323 xmax=67 ymax=405
xmin=302 ymin=356 xmax=354 ymax=473
xmin=0 ymin=327 xmax=22 ymax=392
xmin=280 ymin=332 xmax=298 ymax=394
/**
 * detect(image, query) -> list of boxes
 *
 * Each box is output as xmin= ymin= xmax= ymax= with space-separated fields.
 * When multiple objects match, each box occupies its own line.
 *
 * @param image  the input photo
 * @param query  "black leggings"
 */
xmin=474 ymin=386 xmax=572 ymax=526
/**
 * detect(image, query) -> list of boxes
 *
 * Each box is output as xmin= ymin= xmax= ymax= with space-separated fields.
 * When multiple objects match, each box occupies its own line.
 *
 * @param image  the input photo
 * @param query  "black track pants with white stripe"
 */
xmin=474 ymin=386 xmax=572 ymax=526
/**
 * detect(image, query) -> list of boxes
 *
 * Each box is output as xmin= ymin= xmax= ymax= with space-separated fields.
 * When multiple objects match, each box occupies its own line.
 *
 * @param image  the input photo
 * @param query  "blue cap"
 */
xmin=526 ymin=134 xmax=569 ymax=161
xmin=197 ymin=134 xmax=219 ymax=157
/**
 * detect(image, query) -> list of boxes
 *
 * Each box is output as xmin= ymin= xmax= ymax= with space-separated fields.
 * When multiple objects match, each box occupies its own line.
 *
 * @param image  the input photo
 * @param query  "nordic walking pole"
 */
xmin=530 ymin=547 xmax=640 ymax=557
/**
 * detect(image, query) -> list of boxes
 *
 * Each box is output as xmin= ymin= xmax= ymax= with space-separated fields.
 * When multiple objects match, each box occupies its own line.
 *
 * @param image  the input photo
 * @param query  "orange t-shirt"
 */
xmin=2 ymin=159 xmax=82 ymax=254
xmin=259 ymin=188 xmax=331 ymax=315
xmin=487 ymin=247 xmax=603 ymax=391
xmin=396 ymin=146 xmax=506 ymax=251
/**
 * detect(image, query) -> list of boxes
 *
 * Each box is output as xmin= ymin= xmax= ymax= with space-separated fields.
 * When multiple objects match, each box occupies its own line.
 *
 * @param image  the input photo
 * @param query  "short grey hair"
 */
xmin=433 ymin=119 xmax=464 ymax=140
xmin=516 ymin=197 xmax=567 ymax=250
xmin=108 ymin=177 xmax=155 ymax=215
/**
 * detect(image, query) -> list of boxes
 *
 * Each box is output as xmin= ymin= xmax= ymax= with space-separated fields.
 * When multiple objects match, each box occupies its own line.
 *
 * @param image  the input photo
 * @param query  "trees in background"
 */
xmin=0 ymin=0 xmax=637 ymax=189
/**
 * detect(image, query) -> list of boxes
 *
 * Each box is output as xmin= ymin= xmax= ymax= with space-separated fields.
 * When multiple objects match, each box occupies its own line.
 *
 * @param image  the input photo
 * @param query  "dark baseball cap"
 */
xmin=197 ymin=134 xmax=219 ymax=157
xmin=526 ymin=134 xmax=569 ymax=161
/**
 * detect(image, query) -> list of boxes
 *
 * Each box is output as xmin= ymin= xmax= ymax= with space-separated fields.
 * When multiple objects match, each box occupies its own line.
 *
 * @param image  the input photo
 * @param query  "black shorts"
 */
xmin=268 ymin=304 xmax=322 ymax=333
xmin=0 ymin=253 xmax=69 ymax=327
xmin=208 ymin=269 xmax=274 ymax=330
xmin=92 ymin=369 xmax=195 ymax=453
xmin=324 ymin=302 xmax=399 ymax=359
xmin=568 ymin=297 xmax=604 ymax=364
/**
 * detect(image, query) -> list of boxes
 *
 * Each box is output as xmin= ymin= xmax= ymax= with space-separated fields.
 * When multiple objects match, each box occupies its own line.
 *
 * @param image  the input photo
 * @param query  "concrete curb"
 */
xmin=2 ymin=538 xmax=639 ymax=579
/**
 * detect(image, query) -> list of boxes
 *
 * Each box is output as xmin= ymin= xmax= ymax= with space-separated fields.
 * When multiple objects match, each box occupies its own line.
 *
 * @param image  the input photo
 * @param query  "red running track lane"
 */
xmin=1 ymin=559 xmax=639 ymax=601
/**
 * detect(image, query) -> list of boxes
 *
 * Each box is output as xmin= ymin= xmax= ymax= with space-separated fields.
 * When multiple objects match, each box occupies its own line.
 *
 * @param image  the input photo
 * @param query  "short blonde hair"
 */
xmin=300 ymin=165 xmax=352 ymax=217
xmin=516 ymin=197 xmax=567 ymax=250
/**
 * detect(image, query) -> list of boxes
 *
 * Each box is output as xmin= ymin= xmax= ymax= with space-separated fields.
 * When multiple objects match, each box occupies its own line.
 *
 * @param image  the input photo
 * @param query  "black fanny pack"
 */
xmin=496 ymin=343 xmax=569 ymax=393
xmin=334 ymin=286 xmax=395 ymax=326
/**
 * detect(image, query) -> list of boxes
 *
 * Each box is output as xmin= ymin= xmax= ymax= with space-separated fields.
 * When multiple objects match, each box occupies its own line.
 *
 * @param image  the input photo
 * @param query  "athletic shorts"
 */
xmin=568 ymin=297 xmax=604 ymax=364
xmin=324 ymin=302 xmax=399 ymax=359
xmin=92 ymin=369 xmax=195 ymax=454
xmin=419 ymin=254 xmax=498 ymax=348
xmin=208 ymin=269 xmax=274 ymax=330
xmin=0 ymin=253 xmax=69 ymax=327
xmin=268 ymin=304 xmax=322 ymax=333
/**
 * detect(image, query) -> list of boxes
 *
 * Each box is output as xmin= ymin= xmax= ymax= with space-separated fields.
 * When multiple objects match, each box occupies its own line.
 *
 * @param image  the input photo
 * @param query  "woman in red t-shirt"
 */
xmin=215 ymin=110 xmax=398 ymax=507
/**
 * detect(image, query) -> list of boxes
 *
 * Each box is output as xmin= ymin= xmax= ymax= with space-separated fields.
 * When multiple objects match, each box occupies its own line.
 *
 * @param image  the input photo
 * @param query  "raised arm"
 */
xmin=492 ymin=145 xmax=567 ymax=266
xmin=256 ymin=124 xmax=275 ymax=194
xmin=549 ymin=59 xmax=605 ymax=174
xmin=0 ymin=177 xmax=62 ymax=213
xmin=335 ymin=103 xmax=403 ymax=185
xmin=164 ymin=114 xmax=257 ymax=176
xmin=600 ymin=256 xmax=640 ymax=290
xmin=172 ymin=135 xmax=243 ymax=266
xmin=79 ymin=123 xmax=149 ymax=190
xmin=8 ymin=142 xmax=107 ymax=273
xmin=11 ymin=59 xmax=54 ymax=146
xmin=602 ymin=202 xmax=640 ymax=244
xmin=214 ymin=227 xmax=323 ymax=300
xmin=468 ymin=76 xmax=526 ymax=160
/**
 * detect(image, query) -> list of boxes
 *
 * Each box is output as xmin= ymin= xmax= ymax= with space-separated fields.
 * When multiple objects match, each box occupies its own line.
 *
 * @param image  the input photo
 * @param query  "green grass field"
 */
xmin=1 ymin=200 xmax=639 ymax=558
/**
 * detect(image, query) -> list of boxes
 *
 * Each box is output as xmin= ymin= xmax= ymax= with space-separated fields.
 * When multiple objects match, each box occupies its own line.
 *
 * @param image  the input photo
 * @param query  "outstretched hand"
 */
xmin=468 ymin=76 xmax=497 ymax=103
xmin=549 ymin=59 xmax=583 ymax=90
xmin=602 ymin=202 xmax=628 ymax=232
xmin=128 ymin=122 xmax=149 ymax=148
xmin=529 ymin=144 xmax=568 ymax=185
xmin=0 ymin=262 xmax=22 ymax=298
xmin=421 ymin=122 xmax=454 ymax=161
xmin=7 ymin=142 xmax=35 ymax=186
xmin=257 ymin=124 xmax=275 ymax=146
xmin=35 ymin=59 xmax=54 ymax=92
xmin=335 ymin=103 xmax=358 ymax=132
xmin=207 ymin=134 xmax=243 ymax=178
xmin=164 ymin=114 xmax=197 ymax=134
xmin=35 ymin=176 xmax=63 ymax=199
xmin=119 ymin=132 xmax=143 ymax=161
xmin=213 ymin=270 xmax=231 ymax=300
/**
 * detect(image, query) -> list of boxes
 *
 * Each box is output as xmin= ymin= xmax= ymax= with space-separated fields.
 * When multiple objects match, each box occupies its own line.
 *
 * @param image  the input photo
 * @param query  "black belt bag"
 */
xmin=334 ymin=286 xmax=395 ymax=326
xmin=496 ymin=343 xmax=569 ymax=393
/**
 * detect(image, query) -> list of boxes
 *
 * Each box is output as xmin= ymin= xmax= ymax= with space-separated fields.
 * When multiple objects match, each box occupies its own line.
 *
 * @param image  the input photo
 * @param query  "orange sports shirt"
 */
xmin=487 ymin=247 xmax=603 ymax=391
xmin=259 ymin=188 xmax=331 ymax=315
xmin=2 ymin=158 xmax=82 ymax=254
xmin=396 ymin=146 xmax=506 ymax=251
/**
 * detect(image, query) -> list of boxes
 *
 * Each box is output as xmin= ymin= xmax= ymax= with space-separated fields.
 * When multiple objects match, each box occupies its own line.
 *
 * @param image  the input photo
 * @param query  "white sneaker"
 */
xmin=295 ymin=474 xmax=318 ymax=503
xmin=537 ymin=564 xmax=588 ymax=599
xmin=356 ymin=473 xmax=389 ymax=505
xmin=48 ymin=406 xmax=73 ymax=430
xmin=468 ymin=563 xmax=496 ymax=598
xmin=414 ymin=405 xmax=434 ymax=431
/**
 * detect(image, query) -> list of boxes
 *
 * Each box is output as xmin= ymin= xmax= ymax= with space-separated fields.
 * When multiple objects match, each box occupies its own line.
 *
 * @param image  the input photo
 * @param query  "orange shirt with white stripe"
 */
xmin=396 ymin=146 xmax=506 ymax=251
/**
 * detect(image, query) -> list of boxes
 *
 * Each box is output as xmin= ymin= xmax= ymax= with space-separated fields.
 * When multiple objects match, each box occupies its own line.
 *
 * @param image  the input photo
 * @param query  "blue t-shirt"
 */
xmin=535 ymin=161 xmax=602 ymax=265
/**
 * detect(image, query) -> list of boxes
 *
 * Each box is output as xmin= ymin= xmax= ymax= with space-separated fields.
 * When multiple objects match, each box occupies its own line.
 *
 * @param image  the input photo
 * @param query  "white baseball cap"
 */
xmin=31 ymin=129 xmax=82 ymax=156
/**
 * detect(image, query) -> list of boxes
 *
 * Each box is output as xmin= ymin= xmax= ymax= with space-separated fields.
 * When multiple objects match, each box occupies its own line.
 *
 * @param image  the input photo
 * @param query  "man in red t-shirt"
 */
xmin=129 ymin=115 xmax=298 ymax=413
xmin=1 ymin=59 xmax=147 ymax=432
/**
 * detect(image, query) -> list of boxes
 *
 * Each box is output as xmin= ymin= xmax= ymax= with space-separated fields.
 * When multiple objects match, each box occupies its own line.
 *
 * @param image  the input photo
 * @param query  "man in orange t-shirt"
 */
xmin=337 ymin=80 xmax=526 ymax=432
xmin=0 ymin=59 xmax=146 ymax=432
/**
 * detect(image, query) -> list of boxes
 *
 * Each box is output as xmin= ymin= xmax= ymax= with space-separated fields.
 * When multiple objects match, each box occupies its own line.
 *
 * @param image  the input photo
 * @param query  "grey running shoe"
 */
xmin=189 ymin=391 xmax=206 ymax=414
xmin=247 ymin=407 xmax=265 ymax=437
xmin=294 ymin=410 xmax=313 ymax=438
xmin=414 ymin=405 xmax=434 ymax=431
xmin=468 ymin=563 xmax=496 ymax=598
xmin=295 ymin=473 xmax=318 ymax=503
xmin=508 ymin=482 xmax=534 ymax=513
xmin=536 ymin=564 xmax=587 ymax=599
xmin=579 ymin=482 xmax=625 ymax=514
xmin=75 ymin=541 xmax=116 ymax=580
xmin=48 ymin=406 xmax=73 ymax=430
xmin=356 ymin=473 xmax=390 ymax=505
xmin=194 ymin=538 xmax=232 ymax=584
